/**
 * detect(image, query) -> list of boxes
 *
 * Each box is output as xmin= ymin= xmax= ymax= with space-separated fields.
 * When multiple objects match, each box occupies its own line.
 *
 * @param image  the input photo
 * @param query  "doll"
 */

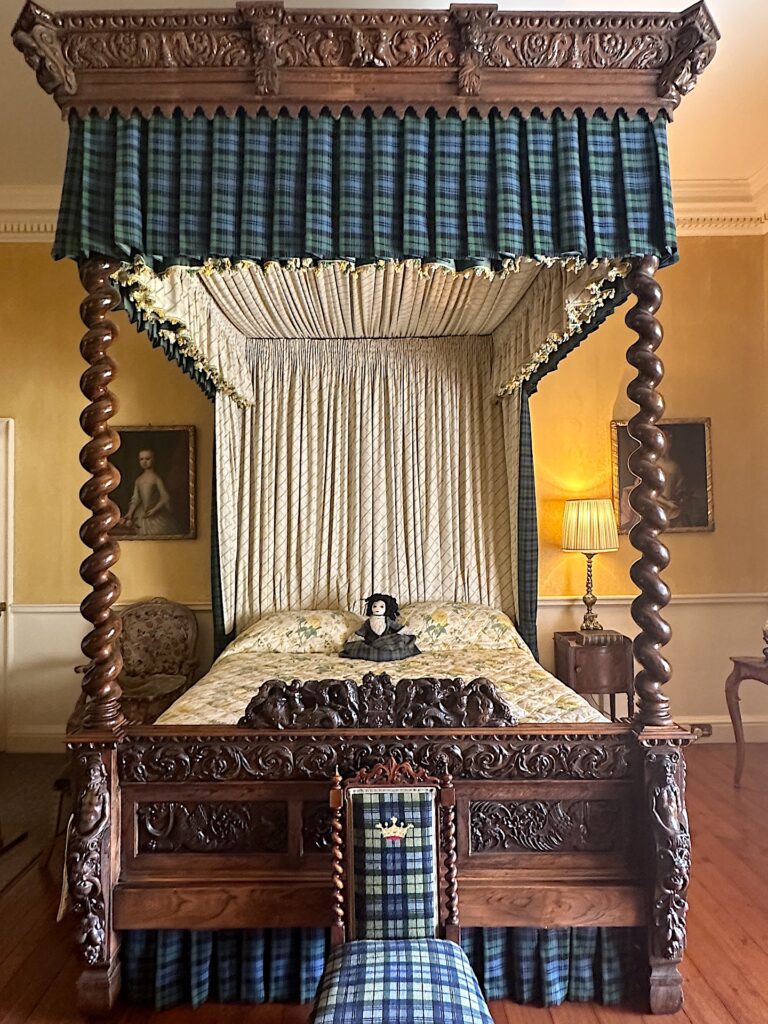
xmin=340 ymin=593 xmax=420 ymax=663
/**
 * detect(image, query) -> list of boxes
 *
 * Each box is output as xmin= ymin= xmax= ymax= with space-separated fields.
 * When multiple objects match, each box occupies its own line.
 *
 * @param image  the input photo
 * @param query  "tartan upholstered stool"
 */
xmin=309 ymin=758 xmax=492 ymax=1024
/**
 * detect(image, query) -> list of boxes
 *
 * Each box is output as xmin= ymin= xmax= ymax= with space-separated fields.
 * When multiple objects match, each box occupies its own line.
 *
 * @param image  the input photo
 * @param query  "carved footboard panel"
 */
xmin=67 ymin=722 xmax=692 ymax=1015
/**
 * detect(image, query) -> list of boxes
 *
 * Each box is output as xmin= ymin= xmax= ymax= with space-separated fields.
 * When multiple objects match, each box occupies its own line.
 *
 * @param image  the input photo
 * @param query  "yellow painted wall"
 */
xmin=0 ymin=245 xmax=213 ymax=605
xmin=1 ymin=238 xmax=765 ymax=608
xmin=532 ymin=235 xmax=768 ymax=598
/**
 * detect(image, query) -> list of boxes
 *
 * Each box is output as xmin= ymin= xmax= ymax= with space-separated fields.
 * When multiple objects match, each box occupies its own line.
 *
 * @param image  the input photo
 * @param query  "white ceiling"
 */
xmin=1 ymin=0 xmax=765 ymax=204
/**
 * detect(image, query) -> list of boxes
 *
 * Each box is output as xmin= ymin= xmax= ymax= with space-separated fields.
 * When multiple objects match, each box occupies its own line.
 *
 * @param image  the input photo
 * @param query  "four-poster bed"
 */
xmin=12 ymin=0 xmax=718 ymax=1017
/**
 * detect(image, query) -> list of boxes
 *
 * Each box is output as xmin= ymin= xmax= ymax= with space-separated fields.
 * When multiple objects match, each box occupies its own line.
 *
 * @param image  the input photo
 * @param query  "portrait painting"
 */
xmin=611 ymin=419 xmax=714 ymax=534
xmin=111 ymin=426 xmax=196 ymax=540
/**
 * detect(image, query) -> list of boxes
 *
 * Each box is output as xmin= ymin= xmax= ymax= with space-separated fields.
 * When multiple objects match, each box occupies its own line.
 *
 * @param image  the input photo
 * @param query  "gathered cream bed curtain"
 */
xmin=117 ymin=257 xmax=626 ymax=636
xmin=216 ymin=334 xmax=513 ymax=633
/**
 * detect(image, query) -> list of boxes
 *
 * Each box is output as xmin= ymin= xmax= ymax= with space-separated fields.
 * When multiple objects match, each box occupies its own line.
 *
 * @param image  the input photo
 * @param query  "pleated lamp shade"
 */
xmin=562 ymin=499 xmax=619 ymax=554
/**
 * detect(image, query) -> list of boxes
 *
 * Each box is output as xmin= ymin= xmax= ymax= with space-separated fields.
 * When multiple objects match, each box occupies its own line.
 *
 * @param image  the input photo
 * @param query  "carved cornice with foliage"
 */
xmin=12 ymin=0 xmax=718 ymax=118
xmin=118 ymin=730 xmax=637 ymax=783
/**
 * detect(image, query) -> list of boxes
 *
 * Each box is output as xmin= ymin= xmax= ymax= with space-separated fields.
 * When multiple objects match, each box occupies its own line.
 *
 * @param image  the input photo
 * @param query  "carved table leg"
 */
xmin=78 ymin=258 xmax=125 ymax=733
xmin=625 ymin=255 xmax=672 ymax=728
xmin=725 ymin=665 xmax=746 ymax=786
xmin=642 ymin=741 xmax=691 ymax=1014
xmin=67 ymin=746 xmax=121 ymax=1015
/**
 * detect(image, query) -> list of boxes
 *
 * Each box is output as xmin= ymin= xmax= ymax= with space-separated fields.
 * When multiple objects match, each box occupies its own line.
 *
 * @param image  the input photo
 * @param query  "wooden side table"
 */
xmin=725 ymin=656 xmax=768 ymax=786
xmin=554 ymin=630 xmax=634 ymax=721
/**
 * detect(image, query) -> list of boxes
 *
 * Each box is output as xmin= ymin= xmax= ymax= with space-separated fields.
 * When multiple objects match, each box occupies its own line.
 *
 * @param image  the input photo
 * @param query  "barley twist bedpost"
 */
xmin=78 ymin=258 xmax=125 ymax=734
xmin=625 ymin=254 xmax=672 ymax=729
xmin=626 ymin=255 xmax=691 ymax=1014
xmin=69 ymin=258 xmax=125 ymax=1016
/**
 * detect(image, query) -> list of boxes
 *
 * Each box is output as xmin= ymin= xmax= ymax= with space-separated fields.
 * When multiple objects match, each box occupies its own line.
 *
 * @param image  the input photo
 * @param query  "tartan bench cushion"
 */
xmin=349 ymin=788 xmax=437 ymax=940
xmin=311 ymin=938 xmax=493 ymax=1024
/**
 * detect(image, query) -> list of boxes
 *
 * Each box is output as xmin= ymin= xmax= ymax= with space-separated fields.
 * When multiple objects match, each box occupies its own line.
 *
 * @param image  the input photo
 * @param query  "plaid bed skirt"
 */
xmin=121 ymin=927 xmax=643 ymax=1010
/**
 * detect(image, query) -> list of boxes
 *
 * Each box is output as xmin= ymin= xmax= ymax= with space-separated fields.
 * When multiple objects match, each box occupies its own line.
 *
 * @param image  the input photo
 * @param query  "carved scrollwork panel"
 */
xmin=136 ymin=800 xmax=288 ymax=853
xmin=119 ymin=732 xmax=635 ymax=784
xmin=470 ymin=798 xmax=618 ymax=853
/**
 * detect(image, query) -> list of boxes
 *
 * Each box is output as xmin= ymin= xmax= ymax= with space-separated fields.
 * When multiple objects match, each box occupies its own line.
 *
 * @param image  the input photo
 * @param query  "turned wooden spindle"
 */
xmin=78 ymin=258 xmax=125 ymax=733
xmin=329 ymin=772 xmax=345 ymax=945
xmin=441 ymin=776 xmax=459 ymax=941
xmin=625 ymin=255 xmax=672 ymax=728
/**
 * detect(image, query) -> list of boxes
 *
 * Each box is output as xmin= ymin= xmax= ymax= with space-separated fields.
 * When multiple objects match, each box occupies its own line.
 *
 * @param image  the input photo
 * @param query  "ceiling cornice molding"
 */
xmin=0 ymin=187 xmax=59 ymax=243
xmin=3 ymin=169 xmax=768 ymax=242
xmin=674 ymin=167 xmax=768 ymax=236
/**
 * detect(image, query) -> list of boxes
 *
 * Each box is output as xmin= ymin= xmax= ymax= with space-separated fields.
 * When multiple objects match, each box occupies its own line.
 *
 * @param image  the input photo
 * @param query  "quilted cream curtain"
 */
xmin=216 ymin=334 xmax=513 ymax=634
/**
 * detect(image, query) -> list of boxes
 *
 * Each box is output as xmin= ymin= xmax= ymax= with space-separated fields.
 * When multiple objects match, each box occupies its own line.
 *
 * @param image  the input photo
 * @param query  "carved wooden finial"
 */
xmin=12 ymin=2 xmax=76 ymax=98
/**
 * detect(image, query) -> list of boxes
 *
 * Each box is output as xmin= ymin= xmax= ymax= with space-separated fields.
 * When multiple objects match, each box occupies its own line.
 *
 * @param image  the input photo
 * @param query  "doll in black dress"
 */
xmin=340 ymin=593 xmax=421 ymax=663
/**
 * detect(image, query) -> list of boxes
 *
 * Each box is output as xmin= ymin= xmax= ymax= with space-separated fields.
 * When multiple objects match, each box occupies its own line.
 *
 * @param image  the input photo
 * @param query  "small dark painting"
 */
xmin=612 ymin=419 xmax=714 ymax=534
xmin=111 ymin=426 xmax=196 ymax=540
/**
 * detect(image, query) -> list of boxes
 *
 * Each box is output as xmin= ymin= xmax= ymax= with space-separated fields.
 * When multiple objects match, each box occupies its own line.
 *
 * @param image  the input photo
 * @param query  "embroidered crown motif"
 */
xmin=376 ymin=816 xmax=412 ymax=843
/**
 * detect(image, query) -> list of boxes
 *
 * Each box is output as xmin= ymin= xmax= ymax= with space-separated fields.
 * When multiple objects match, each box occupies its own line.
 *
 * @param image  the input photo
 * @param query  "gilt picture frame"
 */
xmin=111 ymin=426 xmax=196 ymax=540
xmin=611 ymin=418 xmax=714 ymax=534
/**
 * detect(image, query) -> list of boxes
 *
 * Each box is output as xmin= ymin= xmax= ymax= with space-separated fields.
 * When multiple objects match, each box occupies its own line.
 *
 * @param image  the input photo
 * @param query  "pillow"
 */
xmin=223 ymin=609 xmax=364 ymax=657
xmin=399 ymin=601 xmax=527 ymax=652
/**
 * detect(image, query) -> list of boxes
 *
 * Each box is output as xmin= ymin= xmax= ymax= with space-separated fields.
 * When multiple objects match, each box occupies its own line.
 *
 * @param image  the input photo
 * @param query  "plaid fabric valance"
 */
xmin=55 ymin=109 xmax=676 ymax=269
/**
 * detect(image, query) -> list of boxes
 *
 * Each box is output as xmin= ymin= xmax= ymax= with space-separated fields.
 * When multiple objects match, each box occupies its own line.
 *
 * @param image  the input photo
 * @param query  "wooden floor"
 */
xmin=1 ymin=743 xmax=765 ymax=1023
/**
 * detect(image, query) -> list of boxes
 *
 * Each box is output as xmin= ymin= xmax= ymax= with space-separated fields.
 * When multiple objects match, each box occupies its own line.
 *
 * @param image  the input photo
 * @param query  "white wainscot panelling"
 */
xmin=5 ymin=596 xmax=768 ymax=752
xmin=5 ymin=604 xmax=215 ymax=753
xmin=538 ymin=594 xmax=768 ymax=742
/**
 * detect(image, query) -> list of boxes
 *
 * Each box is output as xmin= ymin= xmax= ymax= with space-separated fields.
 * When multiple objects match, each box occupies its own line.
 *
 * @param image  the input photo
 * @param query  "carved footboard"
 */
xmin=66 ymin=679 xmax=692 ymax=1016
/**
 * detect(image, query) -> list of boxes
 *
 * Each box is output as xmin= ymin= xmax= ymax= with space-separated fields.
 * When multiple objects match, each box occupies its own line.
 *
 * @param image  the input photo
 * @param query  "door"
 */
xmin=0 ymin=419 xmax=14 ymax=751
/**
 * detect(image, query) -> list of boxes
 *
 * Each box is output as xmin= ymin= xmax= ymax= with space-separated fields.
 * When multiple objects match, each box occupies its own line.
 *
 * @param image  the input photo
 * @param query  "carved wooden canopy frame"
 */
xmin=11 ymin=1 xmax=719 ymax=738
xmin=14 ymin=0 xmax=718 ymax=119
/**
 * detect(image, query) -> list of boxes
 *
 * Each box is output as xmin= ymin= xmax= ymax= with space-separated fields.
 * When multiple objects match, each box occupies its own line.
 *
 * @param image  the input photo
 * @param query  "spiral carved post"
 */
xmin=625 ymin=255 xmax=673 ymax=728
xmin=78 ymin=258 xmax=126 ymax=734
xmin=329 ymin=772 xmax=345 ymax=946
xmin=441 ymin=777 xmax=459 ymax=943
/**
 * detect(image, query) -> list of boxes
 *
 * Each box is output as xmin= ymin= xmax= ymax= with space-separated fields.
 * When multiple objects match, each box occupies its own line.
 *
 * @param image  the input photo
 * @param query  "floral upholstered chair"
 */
xmin=70 ymin=597 xmax=199 ymax=728
xmin=116 ymin=598 xmax=199 ymax=723
xmin=309 ymin=757 xmax=492 ymax=1024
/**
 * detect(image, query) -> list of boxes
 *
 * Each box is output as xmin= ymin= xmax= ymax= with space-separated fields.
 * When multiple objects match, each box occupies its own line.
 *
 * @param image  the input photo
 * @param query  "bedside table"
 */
xmin=554 ymin=630 xmax=634 ymax=721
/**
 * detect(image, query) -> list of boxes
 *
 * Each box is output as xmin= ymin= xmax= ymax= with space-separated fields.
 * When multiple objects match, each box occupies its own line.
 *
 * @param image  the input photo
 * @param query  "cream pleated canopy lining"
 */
xmin=120 ymin=258 xmax=627 ymax=408
xmin=118 ymin=258 xmax=627 ymax=635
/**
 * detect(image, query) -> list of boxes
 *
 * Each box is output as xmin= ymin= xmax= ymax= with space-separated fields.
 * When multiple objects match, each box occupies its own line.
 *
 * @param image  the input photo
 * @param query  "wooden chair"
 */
xmin=310 ymin=757 xmax=493 ymax=1024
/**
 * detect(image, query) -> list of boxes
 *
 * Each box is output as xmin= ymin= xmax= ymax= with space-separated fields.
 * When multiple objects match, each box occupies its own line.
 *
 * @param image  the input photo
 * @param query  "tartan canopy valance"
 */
xmin=55 ymin=109 xmax=676 ymax=269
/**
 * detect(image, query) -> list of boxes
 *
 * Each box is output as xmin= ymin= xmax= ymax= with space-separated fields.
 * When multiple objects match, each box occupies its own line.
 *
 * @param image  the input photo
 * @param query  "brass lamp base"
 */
xmin=580 ymin=553 xmax=604 ymax=631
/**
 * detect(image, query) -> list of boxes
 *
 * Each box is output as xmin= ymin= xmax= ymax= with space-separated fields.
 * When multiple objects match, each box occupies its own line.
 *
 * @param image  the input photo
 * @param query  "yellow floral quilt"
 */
xmin=158 ymin=647 xmax=606 ymax=725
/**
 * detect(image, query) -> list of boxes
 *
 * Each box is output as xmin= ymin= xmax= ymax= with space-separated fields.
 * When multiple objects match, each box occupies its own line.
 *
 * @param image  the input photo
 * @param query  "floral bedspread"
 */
xmin=157 ymin=647 xmax=606 ymax=725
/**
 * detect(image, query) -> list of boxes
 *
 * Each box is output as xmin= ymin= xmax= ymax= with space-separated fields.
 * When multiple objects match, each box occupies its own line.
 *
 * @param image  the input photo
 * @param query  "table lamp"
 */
xmin=562 ymin=499 xmax=619 ymax=632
